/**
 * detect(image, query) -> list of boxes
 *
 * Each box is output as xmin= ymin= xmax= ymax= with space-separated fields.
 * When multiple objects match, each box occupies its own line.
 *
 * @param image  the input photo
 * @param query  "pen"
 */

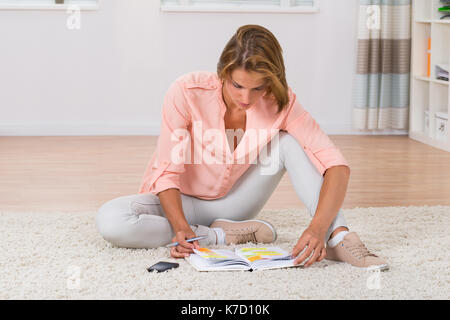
xmin=166 ymin=235 xmax=208 ymax=248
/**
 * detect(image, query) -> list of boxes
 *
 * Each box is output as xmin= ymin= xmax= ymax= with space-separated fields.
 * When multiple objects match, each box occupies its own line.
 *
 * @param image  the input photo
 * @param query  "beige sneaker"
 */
xmin=326 ymin=232 xmax=389 ymax=271
xmin=209 ymin=219 xmax=277 ymax=245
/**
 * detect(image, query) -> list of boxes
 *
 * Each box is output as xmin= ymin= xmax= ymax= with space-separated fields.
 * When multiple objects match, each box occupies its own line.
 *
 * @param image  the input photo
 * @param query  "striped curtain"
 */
xmin=353 ymin=0 xmax=411 ymax=130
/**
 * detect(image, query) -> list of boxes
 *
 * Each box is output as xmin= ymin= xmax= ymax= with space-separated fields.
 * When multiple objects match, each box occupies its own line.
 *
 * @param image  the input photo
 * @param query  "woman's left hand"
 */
xmin=291 ymin=226 xmax=327 ymax=268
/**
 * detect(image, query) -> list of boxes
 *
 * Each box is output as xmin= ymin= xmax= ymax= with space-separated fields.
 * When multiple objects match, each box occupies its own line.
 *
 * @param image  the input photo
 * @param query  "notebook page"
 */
xmin=186 ymin=248 xmax=251 ymax=271
xmin=186 ymin=254 xmax=250 ymax=271
xmin=235 ymin=247 xmax=297 ymax=270
xmin=192 ymin=248 xmax=247 ymax=265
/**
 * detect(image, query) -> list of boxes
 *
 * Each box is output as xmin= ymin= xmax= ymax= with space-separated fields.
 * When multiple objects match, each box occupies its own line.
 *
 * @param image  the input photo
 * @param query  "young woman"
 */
xmin=96 ymin=25 xmax=388 ymax=271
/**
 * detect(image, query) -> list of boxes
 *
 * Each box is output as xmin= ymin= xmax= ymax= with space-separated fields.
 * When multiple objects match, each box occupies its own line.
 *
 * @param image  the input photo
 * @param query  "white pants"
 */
xmin=95 ymin=131 xmax=348 ymax=248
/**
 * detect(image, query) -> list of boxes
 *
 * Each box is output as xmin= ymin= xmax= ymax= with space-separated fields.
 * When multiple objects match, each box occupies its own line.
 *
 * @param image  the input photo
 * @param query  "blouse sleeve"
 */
xmin=281 ymin=87 xmax=350 ymax=176
xmin=138 ymin=80 xmax=191 ymax=195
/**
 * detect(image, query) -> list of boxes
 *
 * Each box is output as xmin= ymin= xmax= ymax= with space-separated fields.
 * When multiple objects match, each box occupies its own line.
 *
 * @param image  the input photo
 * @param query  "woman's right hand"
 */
xmin=169 ymin=227 xmax=200 ymax=259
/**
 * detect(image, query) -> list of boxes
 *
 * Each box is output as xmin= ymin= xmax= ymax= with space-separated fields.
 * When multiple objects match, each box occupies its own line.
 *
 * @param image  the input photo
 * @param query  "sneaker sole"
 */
xmin=366 ymin=264 xmax=389 ymax=272
xmin=212 ymin=218 xmax=277 ymax=243
xmin=325 ymin=258 xmax=390 ymax=272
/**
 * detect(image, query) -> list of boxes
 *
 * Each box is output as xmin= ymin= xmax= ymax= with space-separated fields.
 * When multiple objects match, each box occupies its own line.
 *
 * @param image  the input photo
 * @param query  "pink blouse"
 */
xmin=138 ymin=71 xmax=349 ymax=200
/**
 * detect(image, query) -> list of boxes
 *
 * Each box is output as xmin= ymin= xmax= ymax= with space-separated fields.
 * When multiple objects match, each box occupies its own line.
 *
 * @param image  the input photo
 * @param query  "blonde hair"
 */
xmin=217 ymin=24 xmax=289 ymax=114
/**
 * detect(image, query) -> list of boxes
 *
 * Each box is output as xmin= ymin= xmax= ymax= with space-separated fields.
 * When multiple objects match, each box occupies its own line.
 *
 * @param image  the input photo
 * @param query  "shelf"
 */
xmin=414 ymin=75 xmax=449 ymax=85
xmin=409 ymin=0 xmax=450 ymax=151
xmin=415 ymin=19 xmax=432 ymax=23
xmin=415 ymin=19 xmax=450 ymax=24
xmin=433 ymin=79 xmax=450 ymax=86
xmin=414 ymin=75 xmax=431 ymax=82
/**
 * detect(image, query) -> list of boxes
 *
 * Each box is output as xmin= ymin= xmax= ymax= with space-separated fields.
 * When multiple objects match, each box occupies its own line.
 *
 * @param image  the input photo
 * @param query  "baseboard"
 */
xmin=0 ymin=122 xmax=408 ymax=136
xmin=0 ymin=122 xmax=162 ymax=136
xmin=321 ymin=123 xmax=408 ymax=135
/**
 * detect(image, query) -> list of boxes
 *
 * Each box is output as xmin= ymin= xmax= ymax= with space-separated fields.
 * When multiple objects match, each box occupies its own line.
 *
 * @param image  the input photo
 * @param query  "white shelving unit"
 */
xmin=409 ymin=0 xmax=450 ymax=152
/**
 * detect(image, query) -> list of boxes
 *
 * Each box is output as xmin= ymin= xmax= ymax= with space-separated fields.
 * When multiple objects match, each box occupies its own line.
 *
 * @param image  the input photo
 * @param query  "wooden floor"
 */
xmin=1 ymin=135 xmax=449 ymax=213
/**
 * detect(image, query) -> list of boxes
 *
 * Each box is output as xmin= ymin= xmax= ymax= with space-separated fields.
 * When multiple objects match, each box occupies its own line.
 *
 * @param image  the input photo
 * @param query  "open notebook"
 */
xmin=185 ymin=247 xmax=303 ymax=272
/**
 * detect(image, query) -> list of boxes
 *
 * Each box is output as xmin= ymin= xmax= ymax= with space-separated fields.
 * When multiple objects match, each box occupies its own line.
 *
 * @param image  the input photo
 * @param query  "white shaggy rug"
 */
xmin=1 ymin=205 xmax=449 ymax=300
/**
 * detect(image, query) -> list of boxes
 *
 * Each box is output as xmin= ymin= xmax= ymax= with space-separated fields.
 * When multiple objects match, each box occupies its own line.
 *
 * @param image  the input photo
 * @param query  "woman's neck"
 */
xmin=222 ymin=86 xmax=244 ymax=114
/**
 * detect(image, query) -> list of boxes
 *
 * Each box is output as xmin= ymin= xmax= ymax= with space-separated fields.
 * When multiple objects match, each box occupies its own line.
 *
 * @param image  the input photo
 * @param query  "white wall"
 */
xmin=0 ymin=0 xmax=407 ymax=136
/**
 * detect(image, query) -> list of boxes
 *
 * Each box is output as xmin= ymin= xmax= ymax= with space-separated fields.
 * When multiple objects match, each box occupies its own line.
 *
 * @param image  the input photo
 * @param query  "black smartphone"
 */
xmin=147 ymin=261 xmax=179 ymax=273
